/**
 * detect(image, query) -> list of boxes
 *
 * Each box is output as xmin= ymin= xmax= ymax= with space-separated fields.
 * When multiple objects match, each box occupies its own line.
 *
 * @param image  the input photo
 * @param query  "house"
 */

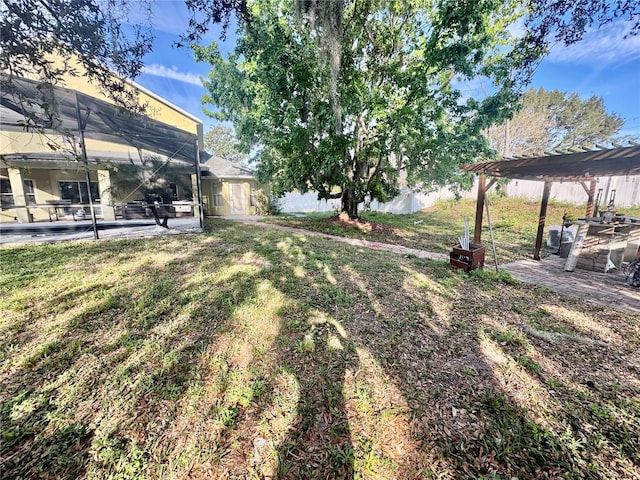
xmin=0 ymin=57 xmax=204 ymax=224
xmin=201 ymin=155 xmax=267 ymax=216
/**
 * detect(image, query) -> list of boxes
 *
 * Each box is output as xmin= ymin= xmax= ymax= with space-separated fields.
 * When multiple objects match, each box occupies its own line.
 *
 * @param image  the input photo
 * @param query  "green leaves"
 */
xmin=195 ymin=0 xmax=535 ymax=217
xmin=555 ymin=92 xmax=624 ymax=149
xmin=203 ymin=125 xmax=249 ymax=163
xmin=484 ymin=87 xmax=624 ymax=156
xmin=1 ymin=0 xmax=154 ymax=111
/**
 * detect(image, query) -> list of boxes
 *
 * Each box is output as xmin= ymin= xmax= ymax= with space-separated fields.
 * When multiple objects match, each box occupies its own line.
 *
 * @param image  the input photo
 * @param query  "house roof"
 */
xmin=1 ymin=76 xmax=198 ymax=164
xmin=130 ymin=79 xmax=202 ymax=126
xmin=461 ymin=145 xmax=640 ymax=181
xmin=202 ymin=155 xmax=255 ymax=179
xmin=0 ymin=149 xmax=196 ymax=169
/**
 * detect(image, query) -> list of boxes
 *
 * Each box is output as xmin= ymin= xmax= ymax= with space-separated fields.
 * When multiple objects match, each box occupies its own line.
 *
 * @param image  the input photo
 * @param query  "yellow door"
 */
xmin=230 ymin=184 xmax=244 ymax=214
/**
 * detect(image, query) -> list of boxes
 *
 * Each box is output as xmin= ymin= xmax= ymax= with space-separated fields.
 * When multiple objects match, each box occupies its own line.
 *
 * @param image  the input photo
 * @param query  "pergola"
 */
xmin=461 ymin=145 xmax=640 ymax=260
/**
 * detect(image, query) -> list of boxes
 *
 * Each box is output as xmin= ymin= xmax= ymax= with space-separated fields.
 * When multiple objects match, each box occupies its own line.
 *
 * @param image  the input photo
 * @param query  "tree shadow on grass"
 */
xmin=1 ymin=419 xmax=93 ymax=479
xmin=275 ymin=320 xmax=359 ymax=479
xmin=1 ymin=224 xmax=639 ymax=478
xmin=0 ymin=233 xmax=266 ymax=479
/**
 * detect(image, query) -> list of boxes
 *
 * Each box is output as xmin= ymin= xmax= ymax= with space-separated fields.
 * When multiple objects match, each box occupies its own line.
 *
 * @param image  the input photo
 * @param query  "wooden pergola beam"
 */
xmin=462 ymin=146 xmax=639 ymax=261
xmin=473 ymin=175 xmax=498 ymax=244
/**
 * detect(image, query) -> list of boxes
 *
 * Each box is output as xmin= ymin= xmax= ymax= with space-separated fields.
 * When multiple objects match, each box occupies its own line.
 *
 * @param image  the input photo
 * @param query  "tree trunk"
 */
xmin=340 ymin=187 xmax=359 ymax=219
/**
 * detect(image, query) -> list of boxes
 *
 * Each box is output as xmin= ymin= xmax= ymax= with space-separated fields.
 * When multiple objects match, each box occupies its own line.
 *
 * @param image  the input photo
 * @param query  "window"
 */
xmin=24 ymin=180 xmax=36 ymax=205
xmin=1 ymin=178 xmax=36 ymax=208
xmin=0 ymin=179 xmax=12 ymax=208
xmin=169 ymin=183 xmax=179 ymax=201
xmin=250 ymin=186 xmax=257 ymax=207
xmin=59 ymin=181 xmax=99 ymax=204
xmin=212 ymin=182 xmax=224 ymax=207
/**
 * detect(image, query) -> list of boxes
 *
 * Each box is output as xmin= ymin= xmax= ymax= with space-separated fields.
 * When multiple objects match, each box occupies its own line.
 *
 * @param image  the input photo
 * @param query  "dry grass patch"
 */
xmin=1 ymin=221 xmax=639 ymax=479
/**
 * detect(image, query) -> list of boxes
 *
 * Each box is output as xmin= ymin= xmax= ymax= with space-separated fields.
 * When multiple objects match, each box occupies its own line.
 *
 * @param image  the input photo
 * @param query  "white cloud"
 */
xmin=141 ymin=64 xmax=203 ymax=86
xmin=546 ymin=21 xmax=640 ymax=66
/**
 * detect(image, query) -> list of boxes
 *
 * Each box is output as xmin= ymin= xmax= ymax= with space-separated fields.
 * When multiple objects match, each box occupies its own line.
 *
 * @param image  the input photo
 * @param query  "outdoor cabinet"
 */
xmin=123 ymin=202 xmax=148 ymax=219
xmin=450 ymin=244 xmax=486 ymax=272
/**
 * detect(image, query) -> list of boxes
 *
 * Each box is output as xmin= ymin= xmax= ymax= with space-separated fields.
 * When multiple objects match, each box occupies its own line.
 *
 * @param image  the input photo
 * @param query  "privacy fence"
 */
xmin=280 ymin=176 xmax=640 ymax=215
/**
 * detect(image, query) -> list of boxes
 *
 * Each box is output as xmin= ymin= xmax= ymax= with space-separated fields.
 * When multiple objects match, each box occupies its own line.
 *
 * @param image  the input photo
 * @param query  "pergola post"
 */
xmin=584 ymin=179 xmax=597 ymax=218
xmin=473 ymin=173 xmax=486 ymax=244
xmin=534 ymin=180 xmax=552 ymax=260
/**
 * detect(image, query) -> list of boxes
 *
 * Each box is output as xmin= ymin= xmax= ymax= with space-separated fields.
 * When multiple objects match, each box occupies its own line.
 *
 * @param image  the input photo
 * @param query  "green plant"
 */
xmin=545 ymin=377 xmax=562 ymax=390
xmin=463 ymin=366 xmax=476 ymax=376
xmin=517 ymin=355 xmax=542 ymax=374
xmin=255 ymin=190 xmax=282 ymax=216
xmin=490 ymin=328 xmax=529 ymax=348
xmin=470 ymin=268 xmax=518 ymax=286
xmin=328 ymin=444 xmax=355 ymax=467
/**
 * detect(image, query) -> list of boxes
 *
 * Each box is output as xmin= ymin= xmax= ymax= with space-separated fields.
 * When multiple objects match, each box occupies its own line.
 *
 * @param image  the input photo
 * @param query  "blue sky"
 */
xmin=132 ymin=1 xmax=640 ymax=139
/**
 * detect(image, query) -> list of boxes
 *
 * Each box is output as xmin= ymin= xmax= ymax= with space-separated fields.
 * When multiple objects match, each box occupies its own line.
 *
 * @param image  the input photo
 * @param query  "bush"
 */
xmin=255 ymin=191 xmax=282 ymax=216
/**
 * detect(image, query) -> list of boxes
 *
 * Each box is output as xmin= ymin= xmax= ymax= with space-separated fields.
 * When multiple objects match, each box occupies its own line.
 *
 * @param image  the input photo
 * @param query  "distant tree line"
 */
xmin=484 ymin=87 xmax=624 ymax=157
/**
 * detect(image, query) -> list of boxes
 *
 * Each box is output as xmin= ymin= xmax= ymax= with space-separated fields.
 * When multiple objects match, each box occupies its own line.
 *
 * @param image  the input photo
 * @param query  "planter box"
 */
xmin=450 ymin=243 xmax=486 ymax=272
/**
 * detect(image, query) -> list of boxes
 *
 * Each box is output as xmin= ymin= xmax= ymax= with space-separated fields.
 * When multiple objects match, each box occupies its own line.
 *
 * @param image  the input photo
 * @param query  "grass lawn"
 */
xmin=1 ymin=218 xmax=639 ymax=479
xmin=266 ymin=197 xmax=640 ymax=263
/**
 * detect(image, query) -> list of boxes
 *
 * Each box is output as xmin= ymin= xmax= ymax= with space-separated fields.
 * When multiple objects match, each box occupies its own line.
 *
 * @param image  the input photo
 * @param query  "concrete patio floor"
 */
xmin=0 ymin=217 xmax=202 ymax=246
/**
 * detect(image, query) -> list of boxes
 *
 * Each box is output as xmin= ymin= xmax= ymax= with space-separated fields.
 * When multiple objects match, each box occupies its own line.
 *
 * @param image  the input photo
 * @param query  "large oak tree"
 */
xmin=195 ymin=0 xmax=532 ymax=218
xmin=3 ymin=0 xmax=636 ymax=219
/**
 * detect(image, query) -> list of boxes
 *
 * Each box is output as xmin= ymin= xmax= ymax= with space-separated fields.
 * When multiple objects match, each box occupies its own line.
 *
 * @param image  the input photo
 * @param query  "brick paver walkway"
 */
xmin=500 ymin=256 xmax=639 ymax=313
